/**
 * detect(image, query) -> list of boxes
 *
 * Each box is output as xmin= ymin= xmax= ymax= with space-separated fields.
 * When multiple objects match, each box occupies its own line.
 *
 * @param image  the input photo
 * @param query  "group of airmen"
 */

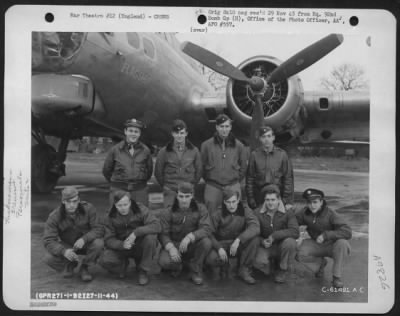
xmin=43 ymin=114 xmax=352 ymax=289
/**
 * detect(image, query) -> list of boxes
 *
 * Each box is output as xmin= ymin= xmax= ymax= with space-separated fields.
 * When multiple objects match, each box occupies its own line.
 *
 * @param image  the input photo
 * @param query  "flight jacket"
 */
xmin=43 ymin=201 xmax=104 ymax=256
xmin=102 ymin=140 xmax=153 ymax=190
xmin=210 ymin=202 xmax=260 ymax=250
xmin=155 ymin=140 xmax=202 ymax=191
xmin=159 ymin=199 xmax=212 ymax=247
xmin=296 ymin=202 xmax=352 ymax=241
xmin=246 ymin=145 xmax=294 ymax=204
xmin=200 ymin=133 xmax=247 ymax=187
xmin=255 ymin=205 xmax=299 ymax=242
xmin=103 ymin=200 xmax=161 ymax=250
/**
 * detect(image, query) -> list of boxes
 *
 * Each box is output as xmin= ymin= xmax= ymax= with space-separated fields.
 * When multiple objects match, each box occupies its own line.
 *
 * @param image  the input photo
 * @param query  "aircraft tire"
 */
xmin=31 ymin=144 xmax=61 ymax=193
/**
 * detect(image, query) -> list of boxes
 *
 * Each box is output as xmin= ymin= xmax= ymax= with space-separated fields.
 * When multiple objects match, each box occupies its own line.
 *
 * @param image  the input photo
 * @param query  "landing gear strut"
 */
xmin=31 ymin=130 xmax=69 ymax=193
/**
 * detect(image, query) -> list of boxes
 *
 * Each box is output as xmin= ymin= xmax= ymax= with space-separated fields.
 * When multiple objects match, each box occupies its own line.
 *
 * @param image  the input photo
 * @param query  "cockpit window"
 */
xmin=59 ymin=33 xmax=85 ymax=58
xmin=143 ymin=37 xmax=155 ymax=59
xmin=127 ymin=33 xmax=140 ymax=49
xmin=33 ymin=32 xmax=85 ymax=59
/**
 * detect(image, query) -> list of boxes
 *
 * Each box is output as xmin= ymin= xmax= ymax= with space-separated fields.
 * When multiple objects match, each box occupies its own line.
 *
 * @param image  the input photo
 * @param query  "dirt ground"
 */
xmin=30 ymin=153 xmax=369 ymax=303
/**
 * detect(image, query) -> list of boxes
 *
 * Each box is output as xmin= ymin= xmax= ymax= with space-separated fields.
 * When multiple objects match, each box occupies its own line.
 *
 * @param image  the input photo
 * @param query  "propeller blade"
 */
xmin=268 ymin=33 xmax=344 ymax=83
xmin=250 ymin=95 xmax=264 ymax=150
xmin=181 ymin=41 xmax=251 ymax=83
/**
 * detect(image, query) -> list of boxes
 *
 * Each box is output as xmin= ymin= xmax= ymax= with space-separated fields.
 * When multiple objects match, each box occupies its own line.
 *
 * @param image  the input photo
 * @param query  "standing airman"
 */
xmin=201 ymin=114 xmax=247 ymax=213
xmin=246 ymin=126 xmax=294 ymax=210
xmin=155 ymin=119 xmax=202 ymax=207
xmin=103 ymin=118 xmax=153 ymax=206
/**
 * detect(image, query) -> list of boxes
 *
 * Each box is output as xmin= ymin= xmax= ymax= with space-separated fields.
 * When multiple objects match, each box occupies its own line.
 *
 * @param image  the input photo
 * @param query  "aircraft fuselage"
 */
xmin=33 ymin=32 xmax=217 ymax=146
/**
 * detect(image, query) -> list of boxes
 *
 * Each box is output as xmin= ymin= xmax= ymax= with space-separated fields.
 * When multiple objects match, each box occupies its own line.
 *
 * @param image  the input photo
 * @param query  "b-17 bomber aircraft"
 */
xmin=31 ymin=32 xmax=369 ymax=193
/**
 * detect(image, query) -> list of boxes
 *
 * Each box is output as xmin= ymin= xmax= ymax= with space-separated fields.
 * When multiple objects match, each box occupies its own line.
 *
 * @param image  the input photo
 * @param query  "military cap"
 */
xmin=302 ymin=188 xmax=324 ymax=200
xmin=259 ymin=125 xmax=274 ymax=137
xmin=222 ymin=189 xmax=240 ymax=201
xmin=261 ymin=184 xmax=281 ymax=198
xmin=61 ymin=186 xmax=79 ymax=201
xmin=171 ymin=119 xmax=187 ymax=132
xmin=124 ymin=118 xmax=145 ymax=129
xmin=215 ymin=114 xmax=232 ymax=125
xmin=177 ymin=182 xmax=194 ymax=194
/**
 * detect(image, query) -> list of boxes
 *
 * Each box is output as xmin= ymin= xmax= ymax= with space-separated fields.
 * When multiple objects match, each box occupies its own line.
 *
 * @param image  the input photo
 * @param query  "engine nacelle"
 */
xmin=32 ymin=73 xmax=104 ymax=118
xmin=32 ymin=74 xmax=106 ymax=138
xmin=226 ymin=56 xmax=304 ymax=136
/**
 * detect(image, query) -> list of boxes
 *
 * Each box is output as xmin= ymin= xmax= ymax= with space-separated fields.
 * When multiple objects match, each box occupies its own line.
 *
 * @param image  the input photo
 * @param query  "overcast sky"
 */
xmin=176 ymin=32 xmax=370 ymax=91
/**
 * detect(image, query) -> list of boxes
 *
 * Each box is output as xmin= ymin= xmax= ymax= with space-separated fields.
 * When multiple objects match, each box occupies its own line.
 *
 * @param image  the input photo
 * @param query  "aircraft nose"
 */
xmin=32 ymin=32 xmax=86 ymax=71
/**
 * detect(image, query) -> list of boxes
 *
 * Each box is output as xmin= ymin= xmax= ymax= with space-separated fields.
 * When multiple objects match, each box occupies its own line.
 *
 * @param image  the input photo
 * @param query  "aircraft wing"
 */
xmin=299 ymin=90 xmax=369 ymax=144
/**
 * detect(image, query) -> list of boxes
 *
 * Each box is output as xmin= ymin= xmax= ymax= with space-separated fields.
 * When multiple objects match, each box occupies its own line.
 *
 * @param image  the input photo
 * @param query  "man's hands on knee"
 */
xmin=64 ymin=248 xmax=79 ymax=262
xmin=166 ymin=242 xmax=181 ymax=263
xmin=230 ymin=238 xmax=240 ymax=256
xmin=263 ymin=236 xmax=274 ymax=249
xmin=179 ymin=233 xmax=195 ymax=254
xmin=73 ymin=238 xmax=85 ymax=250
xmin=218 ymin=248 xmax=228 ymax=263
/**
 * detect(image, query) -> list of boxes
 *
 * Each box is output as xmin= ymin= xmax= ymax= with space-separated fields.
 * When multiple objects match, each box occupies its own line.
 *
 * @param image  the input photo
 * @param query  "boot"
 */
xmin=170 ymin=264 xmax=183 ymax=278
xmin=274 ymin=268 xmax=287 ymax=283
xmin=62 ymin=261 xmax=77 ymax=278
xmin=220 ymin=264 xmax=230 ymax=280
xmin=332 ymin=276 xmax=344 ymax=288
xmin=238 ymin=267 xmax=256 ymax=285
xmin=189 ymin=262 xmax=203 ymax=285
xmin=222 ymin=259 xmax=237 ymax=280
xmin=191 ymin=271 xmax=203 ymax=285
xmin=138 ymin=270 xmax=149 ymax=286
xmin=315 ymin=258 xmax=327 ymax=278
xmin=211 ymin=266 xmax=221 ymax=281
xmin=118 ymin=258 xmax=129 ymax=279
xmin=80 ymin=264 xmax=93 ymax=282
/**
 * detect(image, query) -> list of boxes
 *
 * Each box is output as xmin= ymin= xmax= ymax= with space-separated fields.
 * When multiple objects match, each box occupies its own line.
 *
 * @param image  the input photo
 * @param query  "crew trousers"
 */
xmin=254 ymin=237 xmax=297 ymax=274
xmin=99 ymin=234 xmax=160 ymax=274
xmin=43 ymin=238 xmax=104 ymax=272
xmin=205 ymin=237 xmax=259 ymax=271
xmin=297 ymin=238 xmax=351 ymax=278
xmin=159 ymin=238 xmax=212 ymax=273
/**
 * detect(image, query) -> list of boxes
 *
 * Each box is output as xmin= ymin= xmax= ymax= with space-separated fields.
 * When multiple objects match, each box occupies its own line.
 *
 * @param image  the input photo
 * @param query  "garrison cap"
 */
xmin=261 ymin=184 xmax=281 ymax=198
xmin=171 ymin=119 xmax=187 ymax=132
xmin=222 ymin=189 xmax=240 ymax=201
xmin=259 ymin=125 xmax=274 ymax=137
xmin=215 ymin=114 xmax=232 ymax=125
xmin=302 ymin=188 xmax=324 ymax=200
xmin=177 ymin=182 xmax=194 ymax=194
xmin=61 ymin=186 xmax=79 ymax=201
xmin=124 ymin=118 xmax=145 ymax=129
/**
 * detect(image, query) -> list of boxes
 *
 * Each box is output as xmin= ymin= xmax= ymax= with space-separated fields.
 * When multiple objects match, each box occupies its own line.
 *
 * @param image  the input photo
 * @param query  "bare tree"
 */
xmin=320 ymin=63 xmax=369 ymax=91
